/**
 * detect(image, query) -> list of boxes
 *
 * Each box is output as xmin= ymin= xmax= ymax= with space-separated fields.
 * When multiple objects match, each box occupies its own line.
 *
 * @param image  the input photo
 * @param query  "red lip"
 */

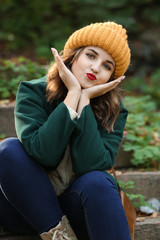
xmin=86 ymin=73 xmax=97 ymax=80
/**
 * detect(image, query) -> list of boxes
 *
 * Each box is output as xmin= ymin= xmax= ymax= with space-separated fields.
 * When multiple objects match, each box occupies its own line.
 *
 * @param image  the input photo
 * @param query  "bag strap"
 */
xmin=110 ymin=167 xmax=121 ymax=195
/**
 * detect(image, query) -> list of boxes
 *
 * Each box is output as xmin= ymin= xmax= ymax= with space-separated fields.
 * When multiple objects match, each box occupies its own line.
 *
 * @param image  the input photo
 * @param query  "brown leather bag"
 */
xmin=111 ymin=168 xmax=137 ymax=240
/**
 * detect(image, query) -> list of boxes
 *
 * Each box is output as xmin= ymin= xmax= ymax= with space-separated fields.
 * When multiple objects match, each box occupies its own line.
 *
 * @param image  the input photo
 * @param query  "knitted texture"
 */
xmin=64 ymin=22 xmax=131 ymax=78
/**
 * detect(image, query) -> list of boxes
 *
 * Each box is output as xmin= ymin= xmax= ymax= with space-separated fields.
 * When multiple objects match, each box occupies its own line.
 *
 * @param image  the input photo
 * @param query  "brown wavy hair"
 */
xmin=46 ymin=47 xmax=122 ymax=132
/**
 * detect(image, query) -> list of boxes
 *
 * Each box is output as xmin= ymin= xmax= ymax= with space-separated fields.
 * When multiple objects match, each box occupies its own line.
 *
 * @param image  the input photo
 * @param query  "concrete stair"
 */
xmin=117 ymin=170 xmax=160 ymax=200
xmin=135 ymin=217 xmax=160 ymax=240
xmin=0 ymin=233 xmax=40 ymax=240
xmin=118 ymin=170 xmax=160 ymax=240
xmin=0 ymin=105 xmax=16 ymax=137
xmin=1 ymin=217 xmax=160 ymax=240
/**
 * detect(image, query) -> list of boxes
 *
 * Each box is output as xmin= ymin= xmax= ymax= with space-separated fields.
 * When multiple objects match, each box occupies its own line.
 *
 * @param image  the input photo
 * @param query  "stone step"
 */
xmin=0 ymin=233 xmax=40 ymax=240
xmin=0 ymin=105 xmax=16 ymax=137
xmin=117 ymin=170 xmax=160 ymax=200
xmin=135 ymin=217 xmax=160 ymax=240
xmin=1 ymin=218 xmax=160 ymax=240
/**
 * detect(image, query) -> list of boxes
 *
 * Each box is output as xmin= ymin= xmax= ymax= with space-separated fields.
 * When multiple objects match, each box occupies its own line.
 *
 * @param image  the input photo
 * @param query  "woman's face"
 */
xmin=71 ymin=46 xmax=115 ymax=89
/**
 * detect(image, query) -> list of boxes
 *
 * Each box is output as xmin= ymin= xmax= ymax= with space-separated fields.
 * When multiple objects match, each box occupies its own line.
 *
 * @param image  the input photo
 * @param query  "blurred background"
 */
xmin=0 ymin=0 xmax=160 ymax=169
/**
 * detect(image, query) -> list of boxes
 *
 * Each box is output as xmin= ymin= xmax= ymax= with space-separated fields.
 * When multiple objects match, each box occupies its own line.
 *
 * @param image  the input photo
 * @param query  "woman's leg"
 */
xmin=59 ymin=171 xmax=131 ymax=240
xmin=0 ymin=137 xmax=63 ymax=234
xmin=0 ymin=187 xmax=36 ymax=234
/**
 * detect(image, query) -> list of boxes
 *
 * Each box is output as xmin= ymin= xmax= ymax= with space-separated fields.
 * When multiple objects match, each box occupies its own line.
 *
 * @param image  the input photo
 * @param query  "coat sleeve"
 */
xmin=14 ymin=81 xmax=77 ymax=167
xmin=70 ymin=104 xmax=128 ymax=175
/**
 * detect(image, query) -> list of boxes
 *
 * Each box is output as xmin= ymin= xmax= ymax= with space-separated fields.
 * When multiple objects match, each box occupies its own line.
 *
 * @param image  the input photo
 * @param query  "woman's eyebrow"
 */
xmin=107 ymin=60 xmax=115 ymax=67
xmin=88 ymin=49 xmax=115 ymax=67
xmin=88 ymin=49 xmax=98 ymax=55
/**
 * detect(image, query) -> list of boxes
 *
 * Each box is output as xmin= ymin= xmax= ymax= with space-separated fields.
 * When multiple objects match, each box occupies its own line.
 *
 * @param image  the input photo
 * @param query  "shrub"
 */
xmin=0 ymin=57 xmax=47 ymax=100
xmin=118 ymin=180 xmax=148 ymax=208
xmin=124 ymin=68 xmax=160 ymax=106
xmin=1 ymin=0 xmax=160 ymax=59
xmin=123 ymin=95 xmax=160 ymax=168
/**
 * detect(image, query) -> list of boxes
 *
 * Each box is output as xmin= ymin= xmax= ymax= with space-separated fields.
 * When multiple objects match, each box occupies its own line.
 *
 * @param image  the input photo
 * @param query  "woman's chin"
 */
xmin=80 ymin=83 xmax=94 ymax=89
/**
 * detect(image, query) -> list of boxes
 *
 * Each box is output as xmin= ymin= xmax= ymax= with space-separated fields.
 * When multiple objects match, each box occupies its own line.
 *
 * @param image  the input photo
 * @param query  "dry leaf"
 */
xmin=150 ymin=211 xmax=158 ymax=218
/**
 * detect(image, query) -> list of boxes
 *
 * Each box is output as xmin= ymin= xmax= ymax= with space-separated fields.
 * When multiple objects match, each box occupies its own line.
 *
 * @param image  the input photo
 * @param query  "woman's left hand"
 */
xmin=77 ymin=76 xmax=125 ymax=115
xmin=82 ymin=76 xmax=125 ymax=100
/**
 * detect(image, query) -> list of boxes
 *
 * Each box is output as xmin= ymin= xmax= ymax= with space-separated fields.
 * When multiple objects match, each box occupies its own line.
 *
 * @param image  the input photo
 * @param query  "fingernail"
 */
xmin=122 ymin=76 xmax=126 ymax=80
xmin=51 ymin=48 xmax=57 ymax=55
xmin=51 ymin=47 xmax=55 ymax=52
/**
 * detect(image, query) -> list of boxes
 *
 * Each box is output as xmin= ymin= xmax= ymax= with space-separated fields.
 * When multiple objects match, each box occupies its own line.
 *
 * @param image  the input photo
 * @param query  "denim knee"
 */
xmin=72 ymin=170 xmax=117 ymax=199
xmin=0 ymin=137 xmax=20 ymax=158
xmin=0 ymin=137 xmax=26 ymax=179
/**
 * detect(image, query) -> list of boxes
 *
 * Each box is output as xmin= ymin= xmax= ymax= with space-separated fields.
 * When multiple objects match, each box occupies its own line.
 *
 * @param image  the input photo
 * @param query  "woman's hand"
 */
xmin=51 ymin=48 xmax=81 ymax=92
xmin=51 ymin=48 xmax=81 ymax=111
xmin=77 ymin=76 xmax=125 ymax=115
xmin=82 ymin=76 xmax=125 ymax=100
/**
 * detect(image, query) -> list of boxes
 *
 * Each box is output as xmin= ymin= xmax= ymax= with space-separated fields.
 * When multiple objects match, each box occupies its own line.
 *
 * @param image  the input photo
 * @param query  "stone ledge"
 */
xmin=135 ymin=217 xmax=160 ymax=240
xmin=1 ymin=218 xmax=160 ymax=240
xmin=0 ymin=105 xmax=16 ymax=137
xmin=0 ymin=235 xmax=40 ymax=240
xmin=117 ymin=171 xmax=160 ymax=200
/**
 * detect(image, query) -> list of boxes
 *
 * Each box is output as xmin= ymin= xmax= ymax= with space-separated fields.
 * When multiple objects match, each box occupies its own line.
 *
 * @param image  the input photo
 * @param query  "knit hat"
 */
xmin=64 ymin=22 xmax=131 ymax=79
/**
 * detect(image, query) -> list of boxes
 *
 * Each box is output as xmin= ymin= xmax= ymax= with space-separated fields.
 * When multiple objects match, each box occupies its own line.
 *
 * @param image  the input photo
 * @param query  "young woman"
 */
xmin=0 ymin=21 xmax=131 ymax=240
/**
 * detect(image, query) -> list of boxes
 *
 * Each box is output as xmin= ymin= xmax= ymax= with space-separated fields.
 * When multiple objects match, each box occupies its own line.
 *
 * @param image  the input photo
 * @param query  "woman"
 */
xmin=0 ymin=22 xmax=131 ymax=240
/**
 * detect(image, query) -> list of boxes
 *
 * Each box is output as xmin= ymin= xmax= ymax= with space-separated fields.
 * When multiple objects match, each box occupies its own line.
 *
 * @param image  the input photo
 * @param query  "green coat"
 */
xmin=14 ymin=76 xmax=128 ymax=176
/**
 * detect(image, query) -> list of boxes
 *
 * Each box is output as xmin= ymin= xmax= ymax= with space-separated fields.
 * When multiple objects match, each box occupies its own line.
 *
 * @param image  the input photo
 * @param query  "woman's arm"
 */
xmin=70 ymin=103 xmax=128 ymax=175
xmin=15 ymin=79 xmax=78 ymax=167
xmin=15 ymin=47 xmax=82 ymax=167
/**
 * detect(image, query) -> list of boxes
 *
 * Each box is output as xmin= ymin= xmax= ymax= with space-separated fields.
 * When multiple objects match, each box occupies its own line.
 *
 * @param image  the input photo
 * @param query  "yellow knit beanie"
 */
xmin=64 ymin=22 xmax=131 ymax=79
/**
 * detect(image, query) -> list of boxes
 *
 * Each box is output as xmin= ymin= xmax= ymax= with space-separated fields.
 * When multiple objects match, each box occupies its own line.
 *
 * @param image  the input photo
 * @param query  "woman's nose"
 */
xmin=91 ymin=62 xmax=100 ymax=73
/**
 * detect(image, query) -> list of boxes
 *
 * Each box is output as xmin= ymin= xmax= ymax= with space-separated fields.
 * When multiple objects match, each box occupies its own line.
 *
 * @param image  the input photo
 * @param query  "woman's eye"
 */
xmin=86 ymin=53 xmax=95 ymax=59
xmin=104 ymin=64 xmax=111 ymax=70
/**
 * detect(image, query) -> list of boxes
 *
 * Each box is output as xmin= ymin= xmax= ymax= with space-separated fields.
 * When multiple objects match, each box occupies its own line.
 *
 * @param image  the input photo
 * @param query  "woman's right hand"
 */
xmin=51 ymin=48 xmax=81 ymax=111
xmin=51 ymin=48 xmax=81 ymax=92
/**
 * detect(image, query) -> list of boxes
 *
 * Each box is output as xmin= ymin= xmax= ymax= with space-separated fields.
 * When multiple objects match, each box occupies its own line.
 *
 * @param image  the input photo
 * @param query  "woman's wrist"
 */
xmin=64 ymin=89 xmax=81 ymax=111
xmin=77 ymin=91 xmax=90 ymax=115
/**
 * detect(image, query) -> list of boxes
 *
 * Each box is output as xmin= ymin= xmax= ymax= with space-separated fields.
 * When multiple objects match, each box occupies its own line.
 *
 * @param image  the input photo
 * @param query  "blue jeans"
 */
xmin=0 ymin=138 xmax=131 ymax=240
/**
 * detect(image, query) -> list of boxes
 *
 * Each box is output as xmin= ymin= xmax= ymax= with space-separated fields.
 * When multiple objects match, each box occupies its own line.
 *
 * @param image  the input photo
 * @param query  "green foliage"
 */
xmin=142 ymin=7 xmax=160 ymax=23
xmin=123 ymin=95 xmax=160 ymax=168
xmin=118 ymin=180 xmax=149 ymax=208
xmin=118 ymin=180 xmax=134 ymax=190
xmin=0 ymin=134 xmax=6 ymax=139
xmin=127 ymin=193 xmax=148 ymax=209
xmin=124 ymin=68 xmax=160 ymax=105
xmin=0 ymin=57 xmax=46 ymax=100
xmin=1 ymin=0 xmax=160 ymax=60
